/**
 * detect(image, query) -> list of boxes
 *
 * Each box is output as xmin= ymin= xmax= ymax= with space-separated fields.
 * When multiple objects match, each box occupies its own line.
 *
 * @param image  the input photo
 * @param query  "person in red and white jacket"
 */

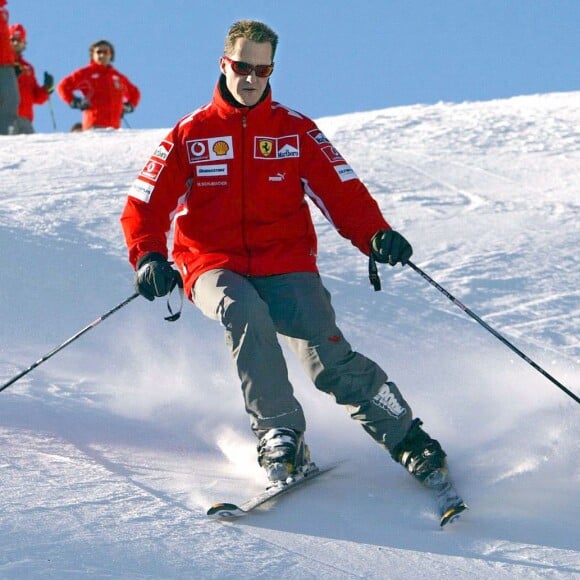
xmin=121 ymin=20 xmax=465 ymax=510
xmin=9 ymin=23 xmax=53 ymax=134
xmin=57 ymin=39 xmax=140 ymax=130
xmin=0 ymin=0 xmax=18 ymax=135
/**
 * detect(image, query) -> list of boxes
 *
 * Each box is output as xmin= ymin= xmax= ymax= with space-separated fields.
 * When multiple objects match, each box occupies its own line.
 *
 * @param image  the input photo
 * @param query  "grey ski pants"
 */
xmin=192 ymin=269 xmax=413 ymax=451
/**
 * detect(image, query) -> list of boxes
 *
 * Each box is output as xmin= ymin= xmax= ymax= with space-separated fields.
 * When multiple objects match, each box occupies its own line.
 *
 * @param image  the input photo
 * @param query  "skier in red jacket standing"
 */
xmin=9 ymin=23 xmax=54 ymax=134
xmin=121 ymin=20 xmax=466 ymax=524
xmin=57 ymin=39 xmax=140 ymax=130
xmin=0 ymin=0 xmax=18 ymax=135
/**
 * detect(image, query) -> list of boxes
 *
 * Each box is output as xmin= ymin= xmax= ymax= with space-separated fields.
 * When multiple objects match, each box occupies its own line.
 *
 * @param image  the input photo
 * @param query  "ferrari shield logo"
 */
xmin=259 ymin=139 xmax=274 ymax=157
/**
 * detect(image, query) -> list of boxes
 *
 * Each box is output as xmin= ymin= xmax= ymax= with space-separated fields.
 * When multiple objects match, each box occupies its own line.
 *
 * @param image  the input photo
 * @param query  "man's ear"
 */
xmin=219 ymin=56 xmax=227 ymax=75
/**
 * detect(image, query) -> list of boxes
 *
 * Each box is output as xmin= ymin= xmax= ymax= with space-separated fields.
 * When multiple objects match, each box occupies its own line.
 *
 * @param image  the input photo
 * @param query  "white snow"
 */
xmin=0 ymin=91 xmax=578 ymax=579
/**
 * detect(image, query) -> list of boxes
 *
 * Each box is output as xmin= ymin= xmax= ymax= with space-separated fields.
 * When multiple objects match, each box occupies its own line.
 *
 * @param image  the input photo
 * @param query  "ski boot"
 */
xmin=392 ymin=418 xmax=468 ymax=526
xmin=392 ymin=418 xmax=447 ymax=482
xmin=257 ymin=428 xmax=311 ymax=485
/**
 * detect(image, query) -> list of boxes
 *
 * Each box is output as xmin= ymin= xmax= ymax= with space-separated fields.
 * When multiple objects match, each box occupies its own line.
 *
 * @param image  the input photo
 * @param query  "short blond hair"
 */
xmin=224 ymin=20 xmax=278 ymax=59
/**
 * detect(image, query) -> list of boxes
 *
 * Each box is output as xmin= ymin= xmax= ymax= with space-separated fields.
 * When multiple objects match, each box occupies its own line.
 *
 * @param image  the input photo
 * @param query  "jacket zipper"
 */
xmin=241 ymin=114 xmax=251 ymax=274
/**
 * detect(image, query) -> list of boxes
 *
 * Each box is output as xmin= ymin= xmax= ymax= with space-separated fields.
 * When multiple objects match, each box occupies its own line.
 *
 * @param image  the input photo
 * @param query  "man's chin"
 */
xmin=237 ymin=93 xmax=259 ymax=107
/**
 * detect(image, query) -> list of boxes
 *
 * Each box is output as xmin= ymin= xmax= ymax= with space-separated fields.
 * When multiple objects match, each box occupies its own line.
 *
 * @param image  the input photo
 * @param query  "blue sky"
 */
xmin=9 ymin=0 xmax=580 ymax=134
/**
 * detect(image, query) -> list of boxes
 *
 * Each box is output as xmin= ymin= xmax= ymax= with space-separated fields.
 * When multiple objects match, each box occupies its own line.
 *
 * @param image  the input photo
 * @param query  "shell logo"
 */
xmin=212 ymin=140 xmax=230 ymax=156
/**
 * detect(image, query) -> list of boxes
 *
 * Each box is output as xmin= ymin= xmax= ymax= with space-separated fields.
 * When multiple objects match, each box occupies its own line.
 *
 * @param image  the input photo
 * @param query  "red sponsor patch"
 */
xmin=187 ymin=139 xmax=210 ymax=162
xmin=307 ymin=129 xmax=329 ymax=145
xmin=327 ymin=335 xmax=342 ymax=343
xmin=277 ymin=135 xmax=299 ymax=158
xmin=139 ymin=160 xmax=164 ymax=182
xmin=151 ymin=140 xmax=173 ymax=161
xmin=321 ymin=145 xmax=344 ymax=163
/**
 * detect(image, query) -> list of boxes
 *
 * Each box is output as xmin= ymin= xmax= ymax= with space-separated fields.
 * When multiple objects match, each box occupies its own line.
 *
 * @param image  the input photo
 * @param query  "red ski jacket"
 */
xmin=121 ymin=79 xmax=390 ymax=298
xmin=0 ymin=2 xmax=14 ymax=66
xmin=57 ymin=61 xmax=140 ymax=129
xmin=14 ymin=54 xmax=49 ymax=121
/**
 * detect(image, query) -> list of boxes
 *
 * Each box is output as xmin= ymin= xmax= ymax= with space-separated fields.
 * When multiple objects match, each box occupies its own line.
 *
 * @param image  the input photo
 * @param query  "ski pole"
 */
xmin=406 ymin=260 xmax=579 ymax=406
xmin=48 ymin=95 xmax=57 ymax=131
xmin=0 ymin=292 xmax=139 ymax=394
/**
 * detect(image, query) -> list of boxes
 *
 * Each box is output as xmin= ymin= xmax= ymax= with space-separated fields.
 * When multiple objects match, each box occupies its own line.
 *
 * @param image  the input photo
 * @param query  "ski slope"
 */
xmin=0 ymin=91 xmax=578 ymax=578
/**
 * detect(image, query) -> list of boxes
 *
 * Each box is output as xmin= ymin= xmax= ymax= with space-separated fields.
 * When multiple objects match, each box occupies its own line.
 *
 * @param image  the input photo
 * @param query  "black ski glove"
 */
xmin=371 ymin=229 xmax=413 ymax=266
xmin=122 ymin=102 xmax=135 ymax=114
xmin=135 ymin=252 xmax=183 ymax=301
xmin=70 ymin=96 xmax=89 ymax=110
xmin=43 ymin=71 xmax=55 ymax=94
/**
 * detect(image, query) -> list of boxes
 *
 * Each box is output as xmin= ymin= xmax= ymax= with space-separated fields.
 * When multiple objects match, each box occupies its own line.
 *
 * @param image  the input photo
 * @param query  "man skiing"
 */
xmin=121 ymin=19 xmax=466 ymax=524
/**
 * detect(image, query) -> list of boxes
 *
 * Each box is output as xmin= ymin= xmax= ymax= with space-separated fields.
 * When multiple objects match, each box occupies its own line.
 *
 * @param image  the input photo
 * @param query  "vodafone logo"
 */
xmin=139 ymin=160 xmax=164 ymax=182
xmin=321 ymin=145 xmax=344 ymax=163
xmin=189 ymin=141 xmax=207 ymax=158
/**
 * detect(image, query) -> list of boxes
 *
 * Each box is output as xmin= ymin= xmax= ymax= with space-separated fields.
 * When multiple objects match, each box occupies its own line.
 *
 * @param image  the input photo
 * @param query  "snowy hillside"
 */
xmin=0 ymin=92 xmax=578 ymax=578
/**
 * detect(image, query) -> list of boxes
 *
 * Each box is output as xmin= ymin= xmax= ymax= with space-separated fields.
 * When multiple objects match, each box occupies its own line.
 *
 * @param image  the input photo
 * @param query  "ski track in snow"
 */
xmin=0 ymin=92 xmax=579 ymax=578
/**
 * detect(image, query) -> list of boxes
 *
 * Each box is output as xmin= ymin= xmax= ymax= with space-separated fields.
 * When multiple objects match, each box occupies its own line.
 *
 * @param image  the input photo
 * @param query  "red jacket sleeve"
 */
xmin=0 ymin=5 xmax=14 ymax=66
xmin=56 ymin=67 xmax=84 ymax=104
xmin=25 ymin=61 xmax=49 ymax=105
xmin=14 ymin=59 xmax=49 ymax=120
xmin=120 ymin=124 xmax=190 ymax=268
xmin=299 ymin=122 xmax=390 ymax=255
xmin=120 ymin=72 xmax=140 ymax=107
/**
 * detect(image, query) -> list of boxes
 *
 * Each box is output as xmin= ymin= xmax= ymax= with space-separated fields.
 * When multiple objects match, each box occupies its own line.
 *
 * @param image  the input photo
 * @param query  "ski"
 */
xmin=207 ymin=461 xmax=468 ymax=527
xmin=206 ymin=462 xmax=332 ymax=518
